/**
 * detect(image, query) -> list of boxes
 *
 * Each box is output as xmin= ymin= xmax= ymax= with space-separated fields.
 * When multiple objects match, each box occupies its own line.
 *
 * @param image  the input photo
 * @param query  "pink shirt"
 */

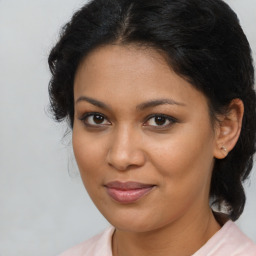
xmin=59 ymin=221 xmax=256 ymax=256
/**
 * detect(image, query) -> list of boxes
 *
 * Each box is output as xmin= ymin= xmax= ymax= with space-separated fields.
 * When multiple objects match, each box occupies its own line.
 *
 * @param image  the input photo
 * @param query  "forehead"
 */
xmin=75 ymin=44 xmax=171 ymax=82
xmin=74 ymin=44 xmax=208 ymax=111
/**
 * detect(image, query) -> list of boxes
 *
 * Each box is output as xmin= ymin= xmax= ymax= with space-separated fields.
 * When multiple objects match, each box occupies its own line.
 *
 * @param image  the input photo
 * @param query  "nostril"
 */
xmin=106 ymin=147 xmax=146 ymax=171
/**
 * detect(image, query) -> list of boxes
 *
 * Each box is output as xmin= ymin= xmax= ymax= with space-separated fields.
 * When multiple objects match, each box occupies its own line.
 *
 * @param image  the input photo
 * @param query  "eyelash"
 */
xmin=143 ymin=114 xmax=177 ymax=129
xmin=78 ymin=112 xmax=177 ymax=129
xmin=78 ymin=112 xmax=111 ymax=128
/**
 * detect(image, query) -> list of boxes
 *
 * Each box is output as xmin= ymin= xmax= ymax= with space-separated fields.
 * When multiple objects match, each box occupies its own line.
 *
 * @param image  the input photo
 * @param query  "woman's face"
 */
xmin=73 ymin=44 xmax=218 ymax=232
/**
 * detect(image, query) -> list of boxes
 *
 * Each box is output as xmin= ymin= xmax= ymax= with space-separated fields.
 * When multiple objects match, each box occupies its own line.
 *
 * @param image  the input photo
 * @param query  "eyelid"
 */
xmin=143 ymin=113 xmax=178 ymax=128
xmin=78 ymin=112 xmax=177 ymax=129
xmin=78 ymin=112 xmax=111 ymax=127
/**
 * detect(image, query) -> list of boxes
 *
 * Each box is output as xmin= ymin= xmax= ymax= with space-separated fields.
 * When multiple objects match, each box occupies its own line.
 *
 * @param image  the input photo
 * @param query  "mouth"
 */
xmin=104 ymin=181 xmax=156 ymax=204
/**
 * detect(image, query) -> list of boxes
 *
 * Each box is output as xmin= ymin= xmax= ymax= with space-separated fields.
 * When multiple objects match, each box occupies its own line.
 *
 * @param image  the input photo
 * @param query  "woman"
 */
xmin=48 ymin=0 xmax=256 ymax=255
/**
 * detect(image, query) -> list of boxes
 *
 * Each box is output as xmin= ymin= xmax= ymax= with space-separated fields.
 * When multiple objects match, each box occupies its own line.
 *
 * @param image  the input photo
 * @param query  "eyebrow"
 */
xmin=75 ymin=96 xmax=111 ymax=110
xmin=75 ymin=96 xmax=186 ymax=110
xmin=136 ymin=98 xmax=186 ymax=110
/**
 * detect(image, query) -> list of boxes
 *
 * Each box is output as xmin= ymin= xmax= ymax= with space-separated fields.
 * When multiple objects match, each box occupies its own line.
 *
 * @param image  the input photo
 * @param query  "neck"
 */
xmin=112 ymin=208 xmax=221 ymax=256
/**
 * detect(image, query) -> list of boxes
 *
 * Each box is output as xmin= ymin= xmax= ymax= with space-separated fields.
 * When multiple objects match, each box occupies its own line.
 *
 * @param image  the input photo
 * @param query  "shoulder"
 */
xmin=194 ymin=221 xmax=256 ymax=256
xmin=58 ymin=226 xmax=115 ymax=256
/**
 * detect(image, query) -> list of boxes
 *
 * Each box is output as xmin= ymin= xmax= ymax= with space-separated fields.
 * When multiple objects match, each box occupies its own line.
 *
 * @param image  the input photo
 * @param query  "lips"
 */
xmin=105 ymin=181 xmax=155 ymax=203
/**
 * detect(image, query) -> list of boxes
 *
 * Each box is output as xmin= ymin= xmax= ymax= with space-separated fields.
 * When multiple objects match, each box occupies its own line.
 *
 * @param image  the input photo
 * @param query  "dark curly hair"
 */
xmin=48 ymin=0 xmax=256 ymax=221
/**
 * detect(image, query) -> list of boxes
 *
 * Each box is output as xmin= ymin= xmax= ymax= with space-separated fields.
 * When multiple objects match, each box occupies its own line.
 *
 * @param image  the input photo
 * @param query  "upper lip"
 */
xmin=105 ymin=181 xmax=155 ymax=190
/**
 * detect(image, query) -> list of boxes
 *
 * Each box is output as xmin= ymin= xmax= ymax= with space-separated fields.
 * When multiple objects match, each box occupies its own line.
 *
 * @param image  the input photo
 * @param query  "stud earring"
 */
xmin=221 ymin=146 xmax=227 ymax=153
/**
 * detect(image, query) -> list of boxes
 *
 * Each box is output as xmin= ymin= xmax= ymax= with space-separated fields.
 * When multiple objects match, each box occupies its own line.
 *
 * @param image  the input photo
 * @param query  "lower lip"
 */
xmin=105 ymin=186 xmax=154 ymax=203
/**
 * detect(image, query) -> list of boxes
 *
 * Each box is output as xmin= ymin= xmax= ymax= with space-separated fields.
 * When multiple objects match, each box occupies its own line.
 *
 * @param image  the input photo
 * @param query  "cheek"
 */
xmin=145 ymin=131 xmax=215 ymax=221
xmin=72 ymin=130 xmax=106 ymax=182
xmin=147 ymin=123 xmax=215 ymax=188
xmin=72 ymin=131 xmax=110 ymax=209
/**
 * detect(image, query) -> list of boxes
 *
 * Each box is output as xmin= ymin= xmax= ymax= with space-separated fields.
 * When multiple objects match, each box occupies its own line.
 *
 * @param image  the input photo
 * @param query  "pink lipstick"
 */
xmin=105 ymin=181 xmax=155 ymax=203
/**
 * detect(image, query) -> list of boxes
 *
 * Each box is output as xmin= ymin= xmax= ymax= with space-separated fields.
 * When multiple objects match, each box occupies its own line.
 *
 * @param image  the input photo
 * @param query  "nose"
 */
xmin=106 ymin=126 xmax=146 ymax=171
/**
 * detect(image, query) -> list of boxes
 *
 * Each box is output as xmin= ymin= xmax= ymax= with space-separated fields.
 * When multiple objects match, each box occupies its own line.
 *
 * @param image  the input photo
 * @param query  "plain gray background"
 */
xmin=0 ymin=0 xmax=255 ymax=255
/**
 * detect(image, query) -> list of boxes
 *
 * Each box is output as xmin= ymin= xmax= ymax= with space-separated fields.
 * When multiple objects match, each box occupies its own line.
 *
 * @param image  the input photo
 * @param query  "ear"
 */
xmin=214 ymin=99 xmax=244 ymax=159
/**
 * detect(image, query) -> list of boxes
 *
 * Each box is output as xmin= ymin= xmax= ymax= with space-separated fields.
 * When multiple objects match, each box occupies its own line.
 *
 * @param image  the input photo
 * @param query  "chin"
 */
xmin=103 ymin=208 xmax=167 ymax=233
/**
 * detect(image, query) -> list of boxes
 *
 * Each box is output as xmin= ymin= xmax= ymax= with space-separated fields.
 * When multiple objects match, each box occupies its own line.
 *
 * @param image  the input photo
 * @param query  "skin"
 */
xmin=72 ymin=44 xmax=243 ymax=256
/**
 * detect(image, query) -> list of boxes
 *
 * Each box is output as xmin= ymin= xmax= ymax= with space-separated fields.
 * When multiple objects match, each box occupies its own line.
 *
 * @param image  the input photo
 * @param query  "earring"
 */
xmin=221 ymin=146 xmax=228 ymax=154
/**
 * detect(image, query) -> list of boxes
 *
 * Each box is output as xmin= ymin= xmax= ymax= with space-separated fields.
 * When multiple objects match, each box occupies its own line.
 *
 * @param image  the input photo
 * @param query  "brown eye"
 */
xmin=154 ymin=116 xmax=167 ymax=126
xmin=81 ymin=113 xmax=111 ymax=126
xmin=93 ymin=114 xmax=105 ymax=124
xmin=144 ymin=114 xmax=176 ymax=128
